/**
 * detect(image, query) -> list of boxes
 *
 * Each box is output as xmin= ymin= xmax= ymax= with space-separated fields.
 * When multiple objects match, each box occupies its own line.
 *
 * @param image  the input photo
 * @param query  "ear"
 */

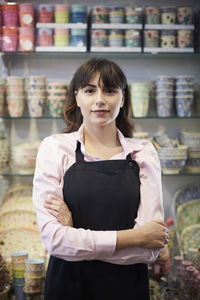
xmin=74 ymin=91 xmax=80 ymax=107
xmin=120 ymin=93 xmax=125 ymax=108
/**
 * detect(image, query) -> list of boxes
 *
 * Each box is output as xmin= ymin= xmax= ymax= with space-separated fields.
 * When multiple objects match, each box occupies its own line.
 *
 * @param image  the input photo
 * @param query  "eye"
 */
xmin=104 ymin=88 xmax=116 ymax=94
xmin=84 ymin=88 xmax=95 ymax=94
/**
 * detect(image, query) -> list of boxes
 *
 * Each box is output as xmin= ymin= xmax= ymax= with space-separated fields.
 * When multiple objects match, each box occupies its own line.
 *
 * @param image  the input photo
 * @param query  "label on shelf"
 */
xmin=144 ymin=24 xmax=194 ymax=30
xmin=143 ymin=47 xmax=194 ymax=54
xmin=91 ymin=46 xmax=142 ymax=52
xmin=36 ymin=46 xmax=87 ymax=52
xmin=36 ymin=23 xmax=87 ymax=29
xmin=91 ymin=24 xmax=143 ymax=30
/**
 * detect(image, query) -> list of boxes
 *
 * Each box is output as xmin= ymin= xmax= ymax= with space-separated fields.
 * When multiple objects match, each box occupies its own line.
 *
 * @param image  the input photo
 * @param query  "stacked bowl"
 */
xmin=157 ymin=145 xmax=188 ymax=174
xmin=47 ymin=82 xmax=68 ymax=117
xmin=24 ymin=258 xmax=44 ymax=298
xmin=26 ymin=76 xmax=46 ymax=117
xmin=156 ymin=76 xmax=175 ymax=117
xmin=175 ymin=76 xmax=194 ymax=117
xmin=130 ymin=82 xmax=150 ymax=117
xmin=6 ymin=76 xmax=25 ymax=117
xmin=0 ymin=80 xmax=4 ymax=116
xmin=0 ymin=137 xmax=10 ymax=173
xmin=11 ymin=141 xmax=40 ymax=174
xmin=11 ymin=251 xmax=28 ymax=300
xmin=180 ymin=131 xmax=200 ymax=173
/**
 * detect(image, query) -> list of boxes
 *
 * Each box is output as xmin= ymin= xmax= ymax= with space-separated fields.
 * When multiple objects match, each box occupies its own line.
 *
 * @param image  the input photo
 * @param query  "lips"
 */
xmin=91 ymin=109 xmax=109 ymax=116
xmin=91 ymin=110 xmax=109 ymax=113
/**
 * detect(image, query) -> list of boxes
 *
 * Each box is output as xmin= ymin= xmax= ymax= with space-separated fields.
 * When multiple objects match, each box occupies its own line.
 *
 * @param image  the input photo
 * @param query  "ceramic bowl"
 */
xmin=173 ymin=182 xmax=200 ymax=213
xmin=157 ymin=145 xmax=188 ymax=174
xmin=11 ymin=251 xmax=28 ymax=264
xmin=25 ymin=258 xmax=44 ymax=272
xmin=180 ymin=131 xmax=200 ymax=148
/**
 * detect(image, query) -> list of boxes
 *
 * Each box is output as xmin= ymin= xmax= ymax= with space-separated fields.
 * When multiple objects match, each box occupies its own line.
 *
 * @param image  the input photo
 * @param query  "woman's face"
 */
xmin=75 ymin=72 xmax=124 ymax=129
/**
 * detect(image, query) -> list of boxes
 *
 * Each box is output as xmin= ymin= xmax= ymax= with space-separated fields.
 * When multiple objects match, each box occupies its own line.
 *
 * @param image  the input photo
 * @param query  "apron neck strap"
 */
xmin=75 ymin=141 xmax=84 ymax=162
xmin=126 ymin=153 xmax=132 ymax=161
xmin=76 ymin=141 xmax=132 ymax=162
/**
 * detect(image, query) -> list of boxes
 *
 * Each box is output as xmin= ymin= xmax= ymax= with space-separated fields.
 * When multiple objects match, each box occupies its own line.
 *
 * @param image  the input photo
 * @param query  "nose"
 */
xmin=95 ymin=89 xmax=106 ymax=106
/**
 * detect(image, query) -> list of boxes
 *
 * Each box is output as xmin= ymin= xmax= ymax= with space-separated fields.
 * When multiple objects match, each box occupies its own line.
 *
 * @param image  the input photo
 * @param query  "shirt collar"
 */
xmin=76 ymin=124 xmax=144 ymax=156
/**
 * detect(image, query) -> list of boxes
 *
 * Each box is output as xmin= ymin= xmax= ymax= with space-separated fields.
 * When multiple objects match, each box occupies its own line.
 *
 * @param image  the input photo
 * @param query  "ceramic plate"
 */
xmin=0 ymin=196 xmax=35 ymax=215
xmin=0 ymin=228 xmax=45 ymax=261
xmin=0 ymin=210 xmax=39 ymax=232
xmin=173 ymin=182 xmax=200 ymax=213
xmin=1 ymin=183 xmax=32 ymax=204
xmin=180 ymin=224 xmax=200 ymax=254
xmin=176 ymin=199 xmax=200 ymax=235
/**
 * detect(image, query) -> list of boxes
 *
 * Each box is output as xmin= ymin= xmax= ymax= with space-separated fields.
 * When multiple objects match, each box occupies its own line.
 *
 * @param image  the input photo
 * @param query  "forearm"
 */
xmin=116 ymin=228 xmax=141 ymax=249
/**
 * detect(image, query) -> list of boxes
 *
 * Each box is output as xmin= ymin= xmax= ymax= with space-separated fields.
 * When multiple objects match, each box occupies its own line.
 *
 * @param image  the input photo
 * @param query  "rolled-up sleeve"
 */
xmin=100 ymin=140 xmax=164 ymax=265
xmin=33 ymin=136 xmax=116 ymax=261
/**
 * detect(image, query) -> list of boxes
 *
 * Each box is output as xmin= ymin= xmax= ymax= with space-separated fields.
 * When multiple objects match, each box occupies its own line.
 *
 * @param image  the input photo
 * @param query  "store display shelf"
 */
xmin=1 ymin=116 xmax=200 ymax=120
xmin=91 ymin=46 xmax=142 ymax=52
xmin=1 ymin=172 xmax=199 ymax=177
xmin=0 ymin=172 xmax=34 ymax=177
xmin=36 ymin=23 xmax=87 ymax=29
xmin=162 ymin=172 xmax=200 ymax=176
xmin=91 ymin=23 xmax=143 ymax=29
xmin=143 ymin=47 xmax=194 ymax=54
xmin=0 ymin=116 xmax=62 ymax=119
xmin=132 ymin=116 xmax=200 ymax=119
xmin=144 ymin=24 xmax=194 ymax=30
xmin=1 ymin=51 xmax=199 ymax=57
xmin=35 ymin=46 xmax=87 ymax=52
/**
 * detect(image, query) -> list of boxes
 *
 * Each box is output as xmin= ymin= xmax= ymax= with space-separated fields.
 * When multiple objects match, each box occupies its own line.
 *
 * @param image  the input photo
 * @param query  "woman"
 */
xmin=33 ymin=57 xmax=168 ymax=300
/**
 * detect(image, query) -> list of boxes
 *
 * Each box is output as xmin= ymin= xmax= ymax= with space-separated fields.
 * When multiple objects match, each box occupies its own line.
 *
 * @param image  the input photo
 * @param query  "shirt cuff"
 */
xmin=91 ymin=230 xmax=116 ymax=259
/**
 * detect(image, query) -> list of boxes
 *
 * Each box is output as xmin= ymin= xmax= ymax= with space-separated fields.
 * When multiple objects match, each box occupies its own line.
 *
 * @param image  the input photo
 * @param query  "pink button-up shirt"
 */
xmin=33 ymin=125 xmax=164 ymax=265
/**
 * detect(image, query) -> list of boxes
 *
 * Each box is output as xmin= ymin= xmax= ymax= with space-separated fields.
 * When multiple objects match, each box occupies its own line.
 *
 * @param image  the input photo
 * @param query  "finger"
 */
xmin=46 ymin=208 xmax=59 ymax=218
xmin=154 ymin=220 xmax=167 ymax=226
xmin=44 ymin=203 xmax=60 ymax=212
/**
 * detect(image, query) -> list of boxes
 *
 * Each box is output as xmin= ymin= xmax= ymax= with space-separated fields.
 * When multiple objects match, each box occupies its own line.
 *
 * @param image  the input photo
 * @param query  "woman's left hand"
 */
xmin=44 ymin=197 xmax=73 ymax=227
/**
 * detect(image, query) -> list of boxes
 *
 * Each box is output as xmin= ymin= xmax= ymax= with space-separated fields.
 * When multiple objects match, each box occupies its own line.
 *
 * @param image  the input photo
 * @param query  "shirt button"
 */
xmin=129 ymin=161 xmax=134 ymax=167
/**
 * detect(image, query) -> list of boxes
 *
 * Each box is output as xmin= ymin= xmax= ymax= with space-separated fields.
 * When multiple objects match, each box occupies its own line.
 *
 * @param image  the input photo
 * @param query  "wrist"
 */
xmin=116 ymin=228 xmax=142 ymax=250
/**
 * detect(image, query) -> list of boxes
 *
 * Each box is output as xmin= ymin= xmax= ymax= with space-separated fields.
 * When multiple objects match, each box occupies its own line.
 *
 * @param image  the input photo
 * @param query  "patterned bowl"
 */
xmin=157 ymin=145 xmax=188 ymax=174
xmin=180 ymin=224 xmax=200 ymax=255
xmin=180 ymin=131 xmax=200 ymax=148
xmin=173 ymin=182 xmax=200 ymax=213
xmin=185 ymin=147 xmax=200 ymax=173
xmin=176 ymin=199 xmax=200 ymax=235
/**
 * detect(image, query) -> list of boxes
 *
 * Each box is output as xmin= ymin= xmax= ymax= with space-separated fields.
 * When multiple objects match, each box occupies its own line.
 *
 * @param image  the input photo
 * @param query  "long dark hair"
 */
xmin=63 ymin=57 xmax=134 ymax=138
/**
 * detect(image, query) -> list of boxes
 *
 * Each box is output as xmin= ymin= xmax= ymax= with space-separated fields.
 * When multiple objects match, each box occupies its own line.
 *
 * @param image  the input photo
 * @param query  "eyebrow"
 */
xmin=84 ymin=84 xmax=97 ymax=88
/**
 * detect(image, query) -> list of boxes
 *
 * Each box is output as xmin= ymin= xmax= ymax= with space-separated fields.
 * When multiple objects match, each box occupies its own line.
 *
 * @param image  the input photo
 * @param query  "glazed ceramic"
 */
xmin=173 ymin=182 xmax=200 ymax=213
xmin=176 ymin=199 xmax=200 ymax=235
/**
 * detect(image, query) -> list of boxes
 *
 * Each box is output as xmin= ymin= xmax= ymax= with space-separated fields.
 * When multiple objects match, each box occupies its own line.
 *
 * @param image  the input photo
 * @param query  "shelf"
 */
xmin=143 ymin=47 xmax=194 ymax=54
xmin=1 ymin=51 xmax=199 ymax=57
xmin=1 ymin=172 xmax=199 ymax=177
xmin=0 ymin=116 xmax=63 ymax=119
xmin=0 ymin=173 xmax=34 ymax=177
xmin=35 ymin=46 xmax=87 ymax=52
xmin=1 ymin=116 xmax=200 ymax=120
xmin=91 ymin=47 xmax=142 ymax=52
xmin=144 ymin=24 xmax=194 ymax=30
xmin=36 ymin=23 xmax=87 ymax=29
xmin=162 ymin=172 xmax=200 ymax=176
xmin=91 ymin=24 xmax=143 ymax=29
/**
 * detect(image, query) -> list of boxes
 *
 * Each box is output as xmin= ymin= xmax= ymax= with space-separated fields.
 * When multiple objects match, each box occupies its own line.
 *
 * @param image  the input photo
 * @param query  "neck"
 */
xmin=83 ymin=122 xmax=120 ymax=147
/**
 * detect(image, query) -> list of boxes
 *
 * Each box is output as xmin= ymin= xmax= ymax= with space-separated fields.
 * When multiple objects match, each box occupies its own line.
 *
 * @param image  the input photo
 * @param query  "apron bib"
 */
xmin=45 ymin=141 xmax=150 ymax=300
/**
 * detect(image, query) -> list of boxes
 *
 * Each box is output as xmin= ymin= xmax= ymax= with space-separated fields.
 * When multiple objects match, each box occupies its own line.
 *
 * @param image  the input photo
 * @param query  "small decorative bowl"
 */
xmin=157 ymin=145 xmax=188 ymax=174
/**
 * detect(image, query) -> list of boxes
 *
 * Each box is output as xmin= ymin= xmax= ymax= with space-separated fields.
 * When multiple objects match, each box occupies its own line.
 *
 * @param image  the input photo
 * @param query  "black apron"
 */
xmin=45 ymin=141 xmax=150 ymax=300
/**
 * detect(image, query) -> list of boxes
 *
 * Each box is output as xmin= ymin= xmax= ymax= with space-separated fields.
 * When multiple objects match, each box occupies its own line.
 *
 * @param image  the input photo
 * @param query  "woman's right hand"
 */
xmin=116 ymin=220 xmax=168 ymax=250
xmin=136 ymin=220 xmax=168 ymax=249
